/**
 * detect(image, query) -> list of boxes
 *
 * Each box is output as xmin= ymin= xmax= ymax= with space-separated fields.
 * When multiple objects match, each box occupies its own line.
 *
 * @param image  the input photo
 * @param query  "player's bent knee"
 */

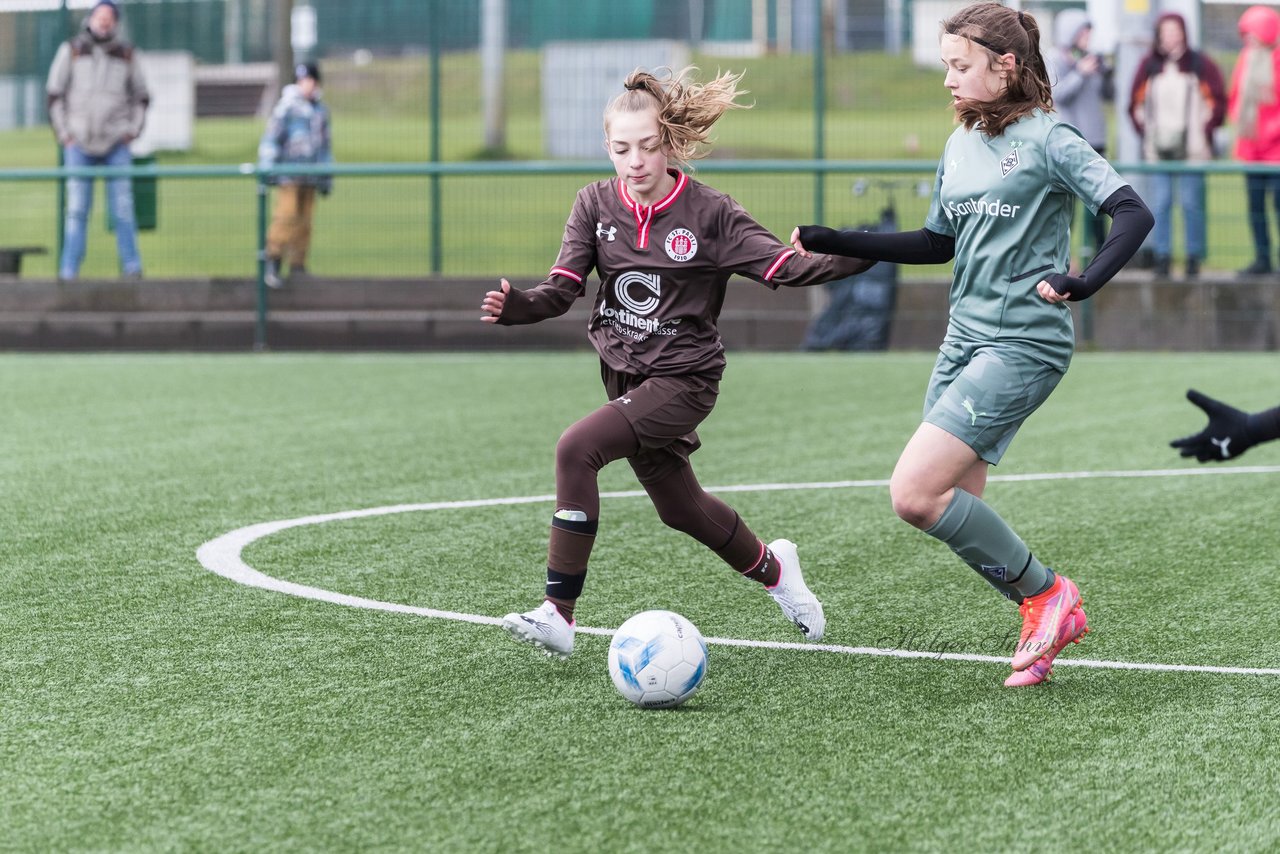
xmin=889 ymin=481 xmax=935 ymax=529
xmin=554 ymin=429 xmax=592 ymax=473
xmin=555 ymin=423 xmax=612 ymax=475
xmin=654 ymin=505 xmax=695 ymax=534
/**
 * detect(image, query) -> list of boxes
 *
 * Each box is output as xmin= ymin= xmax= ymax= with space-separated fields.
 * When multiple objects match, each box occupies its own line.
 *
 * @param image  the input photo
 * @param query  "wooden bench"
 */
xmin=0 ymin=247 xmax=48 ymax=275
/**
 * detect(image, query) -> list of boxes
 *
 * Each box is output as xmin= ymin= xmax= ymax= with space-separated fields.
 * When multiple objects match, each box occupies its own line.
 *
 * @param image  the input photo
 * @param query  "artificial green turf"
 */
xmin=2 ymin=352 xmax=1278 ymax=851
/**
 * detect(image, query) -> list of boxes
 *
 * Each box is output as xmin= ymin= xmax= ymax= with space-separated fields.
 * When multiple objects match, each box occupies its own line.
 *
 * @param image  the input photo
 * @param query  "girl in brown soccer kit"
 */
xmin=481 ymin=67 xmax=871 ymax=658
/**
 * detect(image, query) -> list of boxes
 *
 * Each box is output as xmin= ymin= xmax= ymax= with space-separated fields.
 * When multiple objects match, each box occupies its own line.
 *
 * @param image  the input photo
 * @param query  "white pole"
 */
xmin=779 ymin=0 xmax=792 ymax=55
xmin=753 ymin=0 xmax=767 ymax=53
xmin=886 ymin=0 xmax=903 ymax=56
xmin=481 ymin=0 xmax=506 ymax=152
xmin=225 ymin=0 xmax=243 ymax=64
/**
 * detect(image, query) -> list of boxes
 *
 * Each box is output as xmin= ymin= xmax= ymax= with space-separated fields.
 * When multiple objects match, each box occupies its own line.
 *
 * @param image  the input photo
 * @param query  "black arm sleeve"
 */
xmin=1250 ymin=405 xmax=1280 ymax=445
xmin=796 ymin=225 xmax=955 ymax=265
xmin=1042 ymin=185 xmax=1155 ymax=301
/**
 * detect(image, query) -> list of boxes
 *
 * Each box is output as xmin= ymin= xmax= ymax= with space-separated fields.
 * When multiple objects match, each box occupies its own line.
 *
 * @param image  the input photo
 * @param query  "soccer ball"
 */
xmin=608 ymin=610 xmax=708 ymax=709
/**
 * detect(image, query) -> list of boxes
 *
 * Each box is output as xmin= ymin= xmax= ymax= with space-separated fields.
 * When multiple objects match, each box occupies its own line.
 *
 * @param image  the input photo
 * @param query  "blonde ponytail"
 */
xmin=604 ymin=66 xmax=749 ymax=164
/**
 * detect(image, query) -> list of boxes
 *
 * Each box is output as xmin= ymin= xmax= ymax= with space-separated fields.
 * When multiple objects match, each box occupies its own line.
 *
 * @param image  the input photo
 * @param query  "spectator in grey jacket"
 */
xmin=46 ymin=0 xmax=149 ymax=280
xmin=1051 ymin=9 xmax=1114 ymax=265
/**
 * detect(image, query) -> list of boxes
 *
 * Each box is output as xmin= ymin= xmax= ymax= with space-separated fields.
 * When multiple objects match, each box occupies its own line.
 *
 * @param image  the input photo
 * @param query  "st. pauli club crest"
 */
xmin=664 ymin=228 xmax=698 ymax=262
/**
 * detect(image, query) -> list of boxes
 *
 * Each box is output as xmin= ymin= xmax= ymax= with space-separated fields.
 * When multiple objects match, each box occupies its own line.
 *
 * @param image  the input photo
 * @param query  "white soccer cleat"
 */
xmin=765 ymin=539 xmax=826 ymax=642
xmin=500 ymin=600 xmax=575 ymax=659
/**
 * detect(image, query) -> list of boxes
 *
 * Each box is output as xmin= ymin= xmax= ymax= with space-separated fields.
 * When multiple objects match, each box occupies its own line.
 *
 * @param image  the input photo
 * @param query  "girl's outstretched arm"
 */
xmin=791 ymin=225 xmax=955 ymax=265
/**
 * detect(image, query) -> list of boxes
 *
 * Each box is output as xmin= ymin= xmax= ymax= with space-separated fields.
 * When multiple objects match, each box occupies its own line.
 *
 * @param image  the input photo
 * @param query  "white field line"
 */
xmin=195 ymin=465 xmax=1280 ymax=678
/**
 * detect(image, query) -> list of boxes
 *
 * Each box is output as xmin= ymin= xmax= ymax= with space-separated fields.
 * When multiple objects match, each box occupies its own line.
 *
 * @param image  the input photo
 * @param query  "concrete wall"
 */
xmin=0 ymin=272 xmax=1274 ymax=352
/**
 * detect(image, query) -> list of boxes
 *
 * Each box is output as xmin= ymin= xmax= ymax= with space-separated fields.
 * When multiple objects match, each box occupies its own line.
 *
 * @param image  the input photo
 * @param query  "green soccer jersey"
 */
xmin=923 ymin=109 xmax=1127 ymax=369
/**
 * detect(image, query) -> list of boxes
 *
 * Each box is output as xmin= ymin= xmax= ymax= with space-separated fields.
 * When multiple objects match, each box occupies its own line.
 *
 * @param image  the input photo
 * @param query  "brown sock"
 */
xmin=546 ymin=593 xmax=579 ymax=623
xmin=713 ymin=517 xmax=779 ymax=587
xmin=545 ymin=511 xmax=596 ymax=622
xmin=737 ymin=543 xmax=781 ymax=587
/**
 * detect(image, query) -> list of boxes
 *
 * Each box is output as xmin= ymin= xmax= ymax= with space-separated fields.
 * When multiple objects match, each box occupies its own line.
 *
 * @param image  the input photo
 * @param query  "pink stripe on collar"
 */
xmin=616 ymin=169 xmax=687 ymax=212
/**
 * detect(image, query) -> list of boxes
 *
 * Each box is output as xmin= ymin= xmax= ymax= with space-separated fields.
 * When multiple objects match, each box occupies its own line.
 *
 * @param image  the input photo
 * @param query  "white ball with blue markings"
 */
xmin=608 ymin=610 xmax=707 ymax=709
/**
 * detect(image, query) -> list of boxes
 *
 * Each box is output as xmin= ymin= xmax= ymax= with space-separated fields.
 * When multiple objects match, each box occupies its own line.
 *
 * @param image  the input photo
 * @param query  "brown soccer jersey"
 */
xmin=497 ymin=170 xmax=871 ymax=379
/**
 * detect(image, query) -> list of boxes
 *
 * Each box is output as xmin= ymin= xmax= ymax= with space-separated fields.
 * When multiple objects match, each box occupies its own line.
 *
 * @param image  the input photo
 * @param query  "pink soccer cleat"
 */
xmin=1004 ymin=603 xmax=1090 ymax=687
xmin=1010 ymin=574 xmax=1082 ymax=672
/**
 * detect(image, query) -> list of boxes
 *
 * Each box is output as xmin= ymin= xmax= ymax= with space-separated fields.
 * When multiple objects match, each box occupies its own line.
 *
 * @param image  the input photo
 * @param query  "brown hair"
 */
xmin=604 ymin=66 xmax=748 ymax=165
xmin=942 ymin=2 xmax=1053 ymax=136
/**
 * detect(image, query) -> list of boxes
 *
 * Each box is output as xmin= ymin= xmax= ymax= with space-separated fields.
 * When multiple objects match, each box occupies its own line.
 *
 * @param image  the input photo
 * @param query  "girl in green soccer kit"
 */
xmin=792 ymin=2 xmax=1154 ymax=686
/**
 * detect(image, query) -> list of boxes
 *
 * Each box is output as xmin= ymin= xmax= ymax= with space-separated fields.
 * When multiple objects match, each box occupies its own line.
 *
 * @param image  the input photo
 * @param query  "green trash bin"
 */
xmin=132 ymin=155 xmax=157 ymax=231
xmin=105 ymin=155 xmax=157 ymax=232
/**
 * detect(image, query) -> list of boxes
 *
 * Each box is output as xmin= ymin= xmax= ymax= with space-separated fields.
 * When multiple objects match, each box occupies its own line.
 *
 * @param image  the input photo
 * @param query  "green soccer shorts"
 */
xmin=922 ymin=340 xmax=1065 ymax=465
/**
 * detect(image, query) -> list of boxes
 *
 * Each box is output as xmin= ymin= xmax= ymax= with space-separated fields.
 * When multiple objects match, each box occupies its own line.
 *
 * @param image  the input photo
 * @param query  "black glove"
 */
xmin=1043 ymin=272 xmax=1085 ymax=299
xmin=1169 ymin=389 xmax=1256 ymax=462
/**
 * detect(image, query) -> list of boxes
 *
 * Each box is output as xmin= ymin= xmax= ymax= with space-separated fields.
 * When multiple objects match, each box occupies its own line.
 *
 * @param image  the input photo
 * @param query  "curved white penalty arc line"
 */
xmin=196 ymin=465 xmax=1280 ymax=678
xmin=196 ymin=544 xmax=500 ymax=628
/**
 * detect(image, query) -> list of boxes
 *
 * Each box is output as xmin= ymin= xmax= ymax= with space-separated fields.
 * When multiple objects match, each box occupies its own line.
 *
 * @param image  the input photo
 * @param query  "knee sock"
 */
xmin=924 ymin=489 xmax=1054 ymax=602
xmin=545 ymin=510 xmax=597 ymax=622
xmin=642 ymin=467 xmax=780 ymax=587
xmin=713 ymin=515 xmax=780 ymax=587
xmin=544 ymin=404 xmax=639 ymax=622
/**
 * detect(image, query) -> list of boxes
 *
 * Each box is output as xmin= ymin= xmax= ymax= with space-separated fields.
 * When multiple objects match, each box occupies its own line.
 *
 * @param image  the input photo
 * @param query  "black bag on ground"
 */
xmin=801 ymin=206 xmax=898 ymax=352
